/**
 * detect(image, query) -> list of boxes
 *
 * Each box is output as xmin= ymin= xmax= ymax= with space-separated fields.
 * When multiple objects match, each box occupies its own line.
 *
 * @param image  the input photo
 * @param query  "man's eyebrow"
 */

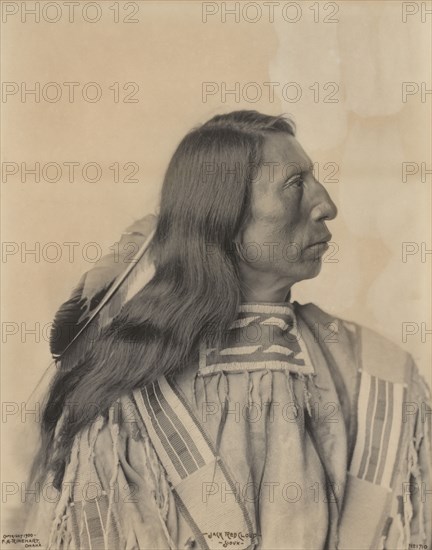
xmin=282 ymin=161 xmax=314 ymax=177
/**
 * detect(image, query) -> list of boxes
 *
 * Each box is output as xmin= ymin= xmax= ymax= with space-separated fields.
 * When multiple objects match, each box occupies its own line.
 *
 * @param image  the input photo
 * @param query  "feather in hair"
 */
xmin=49 ymin=214 xmax=157 ymax=370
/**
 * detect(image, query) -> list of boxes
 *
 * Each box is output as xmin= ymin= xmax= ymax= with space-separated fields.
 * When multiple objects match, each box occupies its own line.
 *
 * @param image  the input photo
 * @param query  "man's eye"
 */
xmin=284 ymin=175 xmax=304 ymax=188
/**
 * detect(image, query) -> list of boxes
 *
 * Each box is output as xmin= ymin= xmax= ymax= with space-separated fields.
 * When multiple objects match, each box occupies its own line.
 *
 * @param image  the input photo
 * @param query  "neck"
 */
xmin=238 ymin=265 xmax=293 ymax=303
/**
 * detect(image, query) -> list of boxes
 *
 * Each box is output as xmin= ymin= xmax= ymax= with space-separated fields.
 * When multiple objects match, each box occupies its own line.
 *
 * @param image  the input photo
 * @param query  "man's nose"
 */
xmin=310 ymin=181 xmax=338 ymax=222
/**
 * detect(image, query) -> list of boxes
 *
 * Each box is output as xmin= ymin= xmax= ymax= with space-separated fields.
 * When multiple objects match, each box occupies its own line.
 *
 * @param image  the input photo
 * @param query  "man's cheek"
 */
xmin=253 ymin=189 xmax=286 ymax=219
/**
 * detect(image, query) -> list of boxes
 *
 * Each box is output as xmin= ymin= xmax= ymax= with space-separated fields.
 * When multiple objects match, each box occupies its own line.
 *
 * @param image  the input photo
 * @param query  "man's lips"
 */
xmin=306 ymin=234 xmax=332 ymax=248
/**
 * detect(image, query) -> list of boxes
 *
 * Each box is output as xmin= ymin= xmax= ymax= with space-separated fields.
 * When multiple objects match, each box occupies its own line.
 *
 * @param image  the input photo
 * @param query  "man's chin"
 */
xmin=277 ymin=259 xmax=323 ymax=283
xmin=298 ymin=259 xmax=323 ymax=281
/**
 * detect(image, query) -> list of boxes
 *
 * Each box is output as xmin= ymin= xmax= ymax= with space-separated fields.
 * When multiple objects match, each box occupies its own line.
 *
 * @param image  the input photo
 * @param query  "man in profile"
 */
xmin=28 ymin=111 xmax=430 ymax=549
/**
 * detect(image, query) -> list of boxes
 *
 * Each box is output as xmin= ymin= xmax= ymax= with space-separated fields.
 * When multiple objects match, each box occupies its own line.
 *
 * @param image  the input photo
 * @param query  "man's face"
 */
xmin=237 ymin=132 xmax=337 ymax=285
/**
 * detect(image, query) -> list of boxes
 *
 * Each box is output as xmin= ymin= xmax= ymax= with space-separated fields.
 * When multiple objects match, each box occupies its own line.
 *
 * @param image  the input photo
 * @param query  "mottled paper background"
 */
xmin=1 ymin=0 xmax=431 ymax=536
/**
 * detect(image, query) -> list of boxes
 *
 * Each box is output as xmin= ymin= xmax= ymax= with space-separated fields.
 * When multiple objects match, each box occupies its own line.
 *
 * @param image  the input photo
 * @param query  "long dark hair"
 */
xmin=36 ymin=110 xmax=295 ymax=488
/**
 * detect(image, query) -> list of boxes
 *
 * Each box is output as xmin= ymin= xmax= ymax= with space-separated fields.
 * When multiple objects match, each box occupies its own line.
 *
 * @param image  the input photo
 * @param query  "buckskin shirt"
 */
xmin=26 ymin=303 xmax=431 ymax=550
xmin=25 ymin=219 xmax=431 ymax=550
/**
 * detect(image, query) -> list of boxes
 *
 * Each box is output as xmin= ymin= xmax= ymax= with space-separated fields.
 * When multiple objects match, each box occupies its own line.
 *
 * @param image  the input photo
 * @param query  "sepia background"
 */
xmin=1 ymin=0 xmax=431 ymax=535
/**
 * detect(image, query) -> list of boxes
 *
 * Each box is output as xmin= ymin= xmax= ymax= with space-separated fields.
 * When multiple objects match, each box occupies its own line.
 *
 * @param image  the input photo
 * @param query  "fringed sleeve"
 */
xmin=383 ymin=361 xmax=431 ymax=549
xmin=403 ymin=365 xmax=431 ymax=547
xmin=35 ymin=395 xmax=176 ymax=550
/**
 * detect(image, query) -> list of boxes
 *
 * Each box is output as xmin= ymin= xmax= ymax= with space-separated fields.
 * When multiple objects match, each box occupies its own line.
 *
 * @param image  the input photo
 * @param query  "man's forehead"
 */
xmin=261 ymin=132 xmax=312 ymax=172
